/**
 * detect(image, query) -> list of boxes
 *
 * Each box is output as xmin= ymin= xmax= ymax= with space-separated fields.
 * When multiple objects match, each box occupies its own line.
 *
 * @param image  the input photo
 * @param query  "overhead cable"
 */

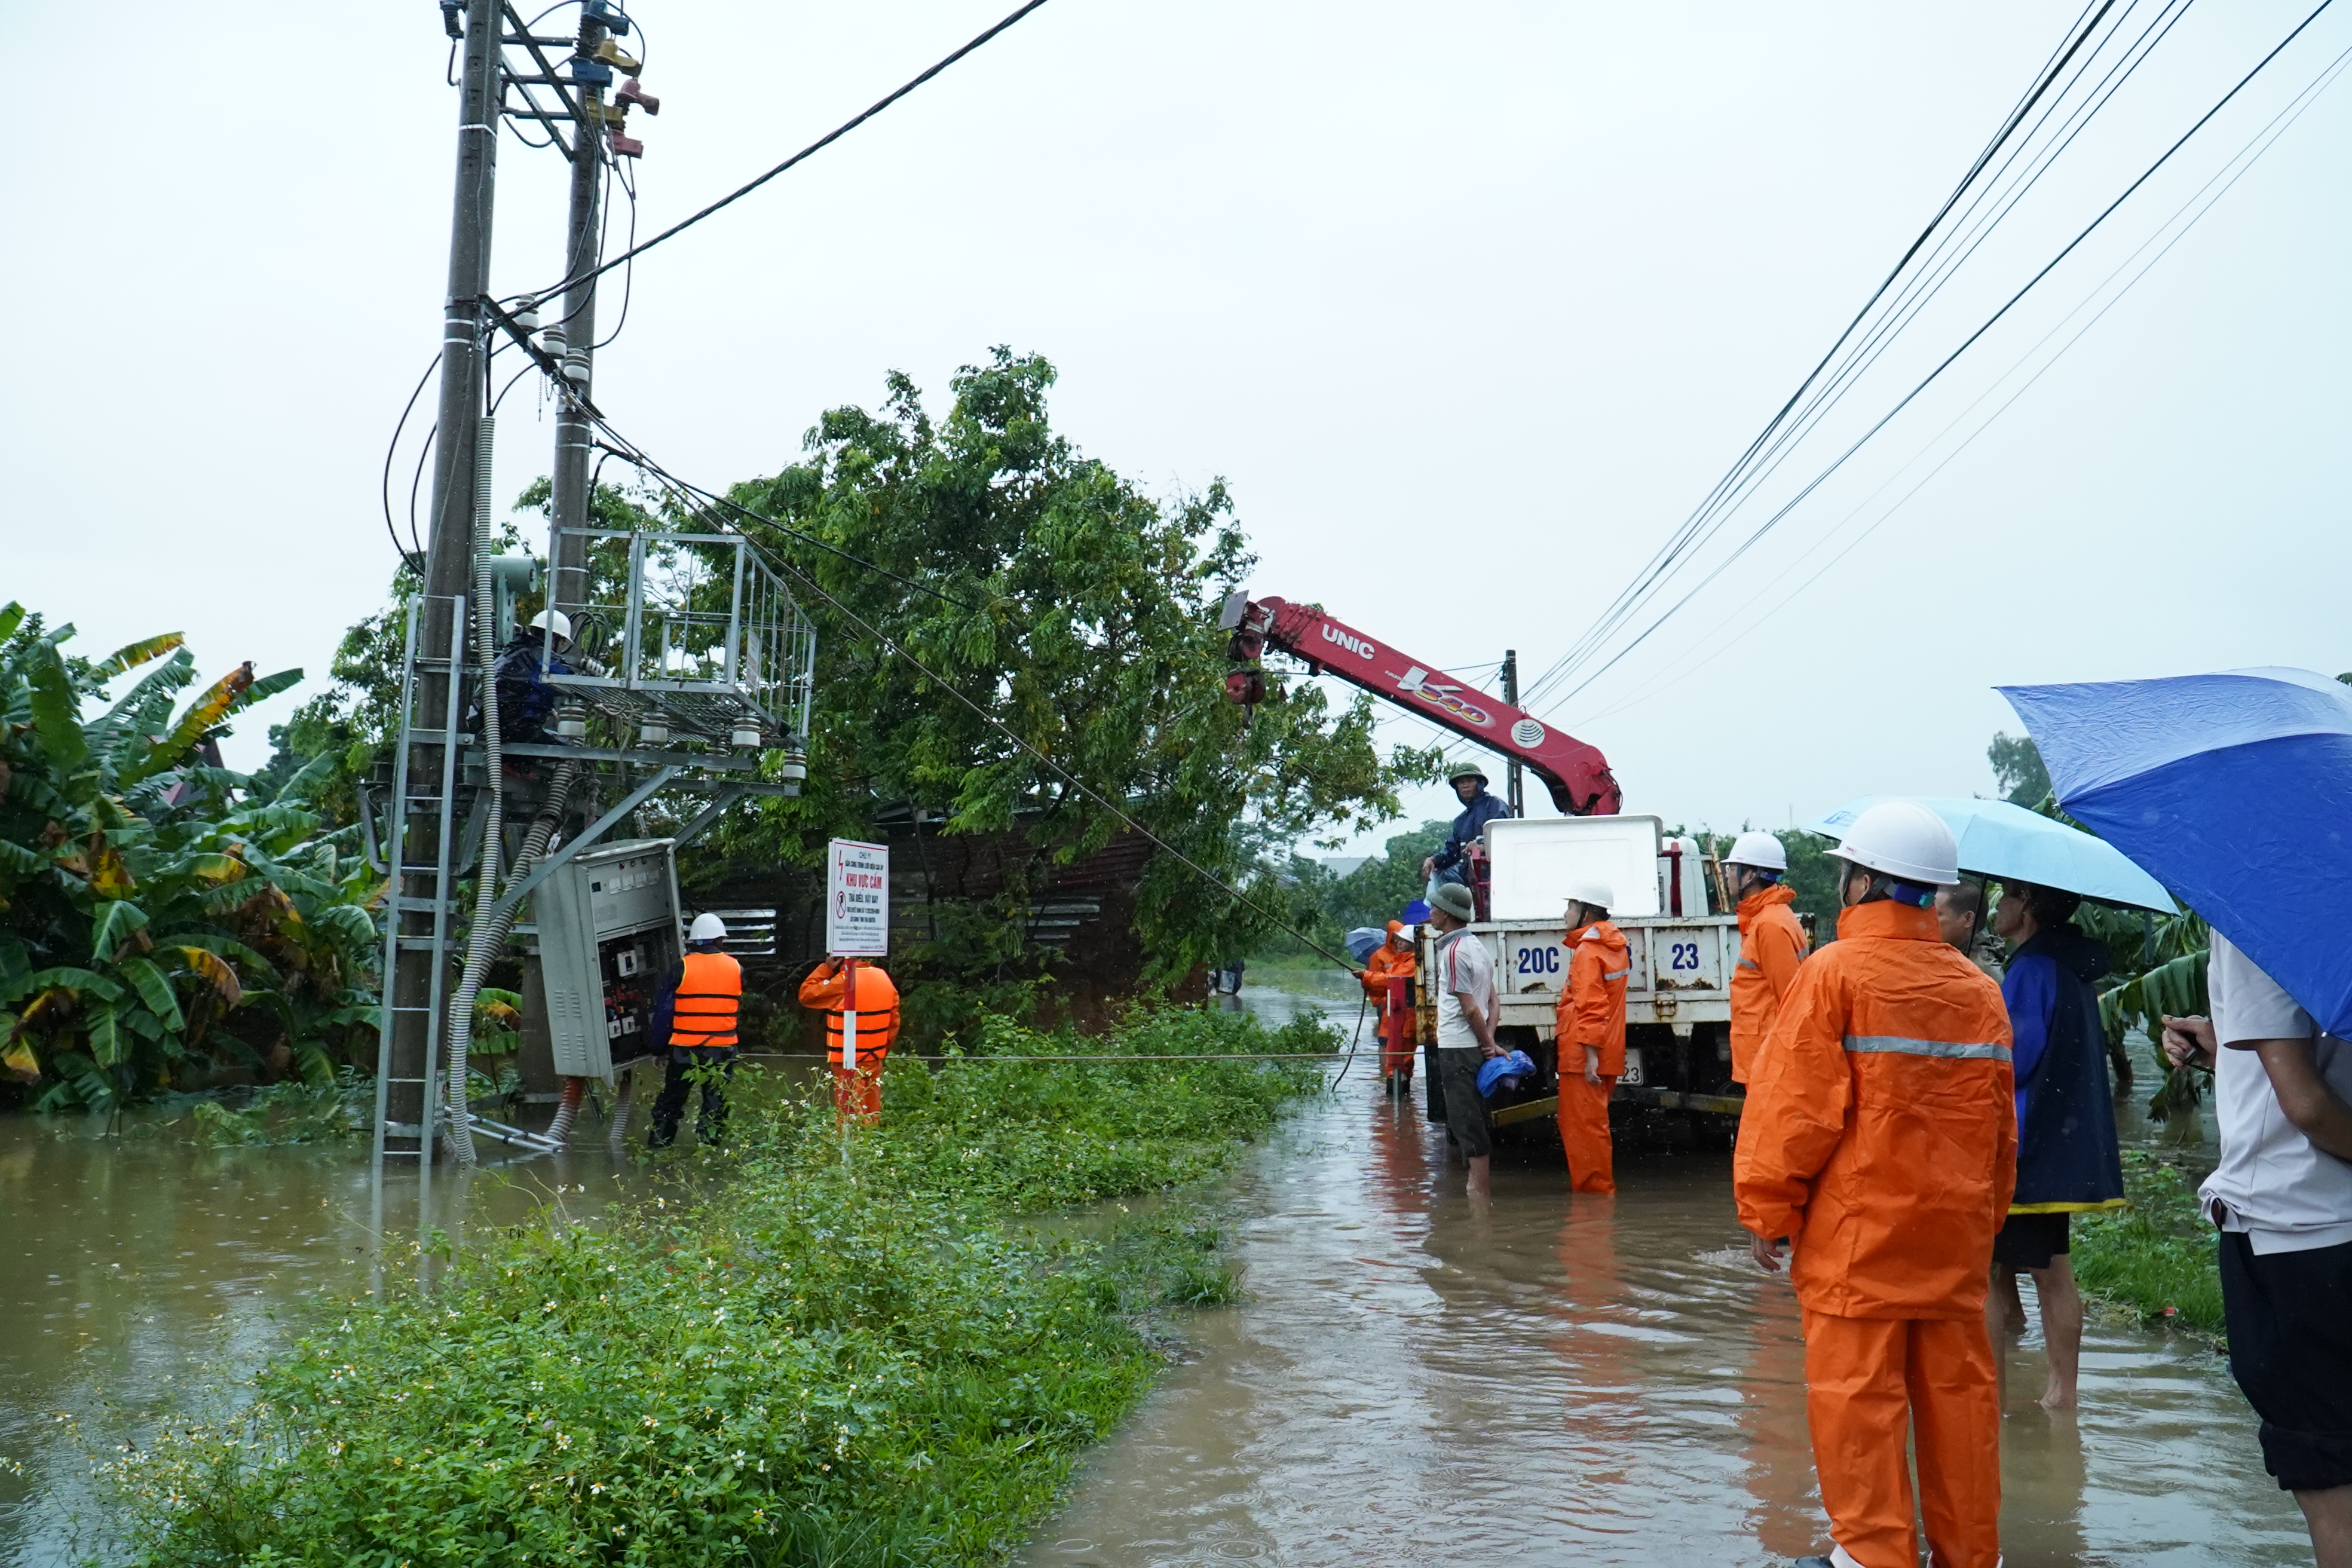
xmin=524 ymin=0 xmax=1052 ymax=305
xmin=1546 ymin=0 xmax=2338 ymax=709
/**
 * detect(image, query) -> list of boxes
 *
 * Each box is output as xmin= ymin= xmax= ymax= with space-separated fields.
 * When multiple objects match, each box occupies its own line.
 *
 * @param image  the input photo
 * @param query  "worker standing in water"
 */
xmin=1359 ymin=919 xmax=1419 ymax=1097
xmin=800 ymin=956 xmax=902 ymax=1123
xmin=1734 ymin=800 xmax=2013 ymax=1568
xmin=1557 ymin=879 xmax=1628 ymax=1195
xmin=1726 ymin=831 xmax=1808 ymax=1088
xmin=647 ymin=913 xmax=742 ymax=1149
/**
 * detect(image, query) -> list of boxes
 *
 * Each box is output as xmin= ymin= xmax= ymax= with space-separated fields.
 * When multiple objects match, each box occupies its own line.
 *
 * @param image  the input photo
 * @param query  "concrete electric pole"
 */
xmin=388 ymin=0 xmax=503 ymax=1152
xmin=545 ymin=6 xmax=610 ymax=628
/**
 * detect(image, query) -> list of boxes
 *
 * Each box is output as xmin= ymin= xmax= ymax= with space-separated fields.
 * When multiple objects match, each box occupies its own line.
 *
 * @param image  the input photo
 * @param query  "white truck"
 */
xmin=1417 ymin=814 xmax=1764 ymax=1137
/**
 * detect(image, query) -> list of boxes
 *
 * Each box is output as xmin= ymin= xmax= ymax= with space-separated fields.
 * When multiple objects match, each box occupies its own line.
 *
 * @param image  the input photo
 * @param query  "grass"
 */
xmin=2071 ymin=1151 xmax=2226 ymax=1339
xmin=102 ymin=1004 xmax=1334 ymax=1567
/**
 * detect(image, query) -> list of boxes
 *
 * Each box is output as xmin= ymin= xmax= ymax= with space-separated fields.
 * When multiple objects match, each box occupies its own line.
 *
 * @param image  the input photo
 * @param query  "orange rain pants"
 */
xmin=1729 ymin=882 xmax=1807 ymax=1085
xmin=1555 ymin=919 xmax=1628 ymax=1194
xmin=1734 ymin=899 xmax=2014 ymax=1568
xmin=1803 ymin=1312 xmax=2001 ymax=1568
xmin=798 ymin=960 xmax=902 ymax=1124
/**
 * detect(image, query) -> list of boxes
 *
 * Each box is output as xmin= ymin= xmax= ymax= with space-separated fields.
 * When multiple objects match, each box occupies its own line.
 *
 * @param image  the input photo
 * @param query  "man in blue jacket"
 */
xmin=1420 ymin=763 xmax=1513 ymax=893
xmin=1986 ymin=879 xmax=2125 ymax=1409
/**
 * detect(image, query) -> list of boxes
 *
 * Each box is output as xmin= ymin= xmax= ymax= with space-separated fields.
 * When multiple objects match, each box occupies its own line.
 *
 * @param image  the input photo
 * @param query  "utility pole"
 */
xmin=545 ymin=5 xmax=610 ymax=627
xmin=388 ymin=0 xmax=503 ymax=1152
xmin=1501 ymin=649 xmax=1523 ymax=816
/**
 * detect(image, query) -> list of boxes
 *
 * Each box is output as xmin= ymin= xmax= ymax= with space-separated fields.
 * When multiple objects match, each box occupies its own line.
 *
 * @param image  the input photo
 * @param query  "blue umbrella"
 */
xmin=1999 ymin=667 xmax=2352 ymax=1036
xmin=1806 ymin=796 xmax=2175 ymax=912
xmin=1344 ymin=926 xmax=1387 ymax=964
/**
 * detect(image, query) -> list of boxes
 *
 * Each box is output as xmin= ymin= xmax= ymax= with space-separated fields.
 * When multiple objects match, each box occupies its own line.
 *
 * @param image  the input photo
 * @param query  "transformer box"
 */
xmin=537 ymin=839 xmax=684 ymax=1080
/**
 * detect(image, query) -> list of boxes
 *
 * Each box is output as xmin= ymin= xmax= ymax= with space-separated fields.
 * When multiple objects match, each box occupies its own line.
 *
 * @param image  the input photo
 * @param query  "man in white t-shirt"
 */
xmin=1426 ymin=881 xmax=1503 ymax=1195
xmin=2164 ymin=932 xmax=2352 ymax=1566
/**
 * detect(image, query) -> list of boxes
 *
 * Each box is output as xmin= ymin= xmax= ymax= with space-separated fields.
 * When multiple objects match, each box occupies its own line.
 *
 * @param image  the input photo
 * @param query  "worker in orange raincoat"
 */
xmin=1555 ymin=878 xmax=1628 ymax=1195
xmin=1726 ymin=829 xmax=1809 ymax=1087
xmin=1359 ymin=920 xmax=1419 ymax=1097
xmin=798 ymin=957 xmax=902 ymax=1123
xmin=1734 ymin=800 xmax=2014 ymax=1568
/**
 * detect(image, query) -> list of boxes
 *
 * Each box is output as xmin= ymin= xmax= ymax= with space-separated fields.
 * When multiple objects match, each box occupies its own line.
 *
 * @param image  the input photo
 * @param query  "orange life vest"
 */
xmin=798 ymin=961 xmax=902 ymax=1067
xmin=669 ymin=949 xmax=742 ymax=1050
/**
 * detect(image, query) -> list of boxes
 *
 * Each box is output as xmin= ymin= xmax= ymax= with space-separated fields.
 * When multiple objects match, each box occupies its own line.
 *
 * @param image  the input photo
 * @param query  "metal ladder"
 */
xmin=370 ymin=595 xmax=470 ymax=1213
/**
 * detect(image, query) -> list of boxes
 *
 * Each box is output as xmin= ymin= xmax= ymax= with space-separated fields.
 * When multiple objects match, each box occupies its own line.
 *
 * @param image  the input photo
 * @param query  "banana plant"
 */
xmin=0 ymin=602 xmax=378 ymax=1113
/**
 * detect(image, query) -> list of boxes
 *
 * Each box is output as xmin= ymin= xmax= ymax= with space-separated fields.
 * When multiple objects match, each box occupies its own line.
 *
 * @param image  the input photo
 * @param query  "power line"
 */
xmin=522 ymin=0 xmax=1053 ymax=307
xmin=1520 ymin=1 xmax=2127 ymax=708
xmin=1563 ymin=33 xmax=2352 ymax=731
xmin=1546 ymin=0 xmax=2338 ymax=711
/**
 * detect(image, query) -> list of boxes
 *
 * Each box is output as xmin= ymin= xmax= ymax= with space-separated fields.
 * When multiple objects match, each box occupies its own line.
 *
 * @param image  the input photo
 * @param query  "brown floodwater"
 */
xmin=0 ymin=1110 xmax=648 ymax=1567
xmin=0 ymin=978 xmax=2290 ymax=1567
xmin=1018 ymin=971 xmax=2305 ymax=1568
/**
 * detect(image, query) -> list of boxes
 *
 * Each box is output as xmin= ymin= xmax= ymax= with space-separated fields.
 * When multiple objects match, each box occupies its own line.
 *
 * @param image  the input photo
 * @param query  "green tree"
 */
xmin=705 ymin=350 xmax=1432 ymax=993
xmin=1989 ymin=731 xmax=2052 ymax=807
xmin=0 ymin=604 xmax=380 ymax=1111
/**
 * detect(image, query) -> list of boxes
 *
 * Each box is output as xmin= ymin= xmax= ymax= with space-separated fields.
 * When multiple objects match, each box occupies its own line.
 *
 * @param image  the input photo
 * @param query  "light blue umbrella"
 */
xmin=2000 ymin=667 xmax=2352 ymax=1036
xmin=1344 ymin=926 xmax=1388 ymax=964
xmin=1805 ymin=795 xmax=2175 ymax=912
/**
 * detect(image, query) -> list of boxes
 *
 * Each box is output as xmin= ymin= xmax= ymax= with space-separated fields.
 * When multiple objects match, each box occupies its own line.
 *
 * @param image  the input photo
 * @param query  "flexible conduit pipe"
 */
xmin=544 ymin=1074 xmax=587 ymax=1144
xmin=607 ymin=1069 xmax=637 ymax=1152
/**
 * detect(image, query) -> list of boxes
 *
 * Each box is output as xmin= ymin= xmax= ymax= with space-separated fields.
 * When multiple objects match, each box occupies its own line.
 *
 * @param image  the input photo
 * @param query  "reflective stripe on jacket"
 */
xmin=669 ymin=950 xmax=742 ymax=1049
xmin=798 ymin=961 xmax=902 ymax=1066
xmin=1730 ymin=884 xmax=1808 ymax=1084
xmin=1732 ymin=900 xmax=2016 ymax=1319
xmin=1557 ymin=920 xmax=1629 ymax=1077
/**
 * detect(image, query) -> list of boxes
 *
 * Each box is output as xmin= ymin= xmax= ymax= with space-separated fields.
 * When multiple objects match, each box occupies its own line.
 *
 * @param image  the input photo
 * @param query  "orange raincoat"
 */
xmin=1729 ymin=883 xmax=1806 ymax=1085
xmin=1555 ymin=919 xmax=1628 ymax=1194
xmin=1360 ymin=923 xmax=1418 ymax=1080
xmin=799 ymin=960 xmax=902 ymax=1123
xmin=1733 ymin=899 xmax=2014 ymax=1568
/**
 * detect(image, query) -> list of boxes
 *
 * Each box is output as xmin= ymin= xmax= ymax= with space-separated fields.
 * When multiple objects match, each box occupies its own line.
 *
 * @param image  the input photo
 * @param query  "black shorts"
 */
xmin=2221 ymin=1232 xmax=2352 ymax=1493
xmin=1435 ymin=1049 xmax=1492 ymax=1161
xmin=1992 ymin=1211 xmax=2072 ymax=1270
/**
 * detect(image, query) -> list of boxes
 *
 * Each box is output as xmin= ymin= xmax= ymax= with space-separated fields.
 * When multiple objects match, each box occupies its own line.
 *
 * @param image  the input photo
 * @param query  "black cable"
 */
xmin=1550 ymin=0 xmax=2338 ymax=709
xmin=592 ymin=158 xmax=639 ymax=351
xmin=1520 ymin=1 xmax=2125 ymax=705
xmin=1567 ymin=0 xmax=2200 ymax=665
xmin=409 ymin=422 xmax=437 ymax=560
xmin=489 ymin=359 xmax=537 ymax=414
xmin=527 ymin=0 xmax=1054 ymax=304
xmin=382 ymin=352 xmax=441 ymax=566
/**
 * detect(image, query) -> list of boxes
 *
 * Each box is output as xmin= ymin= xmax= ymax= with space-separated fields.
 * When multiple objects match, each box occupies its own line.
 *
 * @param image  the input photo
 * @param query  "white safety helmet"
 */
xmin=1566 ymin=877 xmax=1615 ymax=912
xmin=1826 ymin=800 xmax=1960 ymax=886
xmin=688 ymin=912 xmax=727 ymax=943
xmin=1725 ymin=829 xmax=1788 ymax=872
xmin=529 ymin=609 xmax=574 ymax=646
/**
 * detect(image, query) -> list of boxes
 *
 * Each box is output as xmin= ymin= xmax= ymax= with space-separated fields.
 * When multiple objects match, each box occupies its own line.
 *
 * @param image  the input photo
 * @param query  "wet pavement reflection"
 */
xmin=1020 ymin=974 xmax=2307 ymax=1568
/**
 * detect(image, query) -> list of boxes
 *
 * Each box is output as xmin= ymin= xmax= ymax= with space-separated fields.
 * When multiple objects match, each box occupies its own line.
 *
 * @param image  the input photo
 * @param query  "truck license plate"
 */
xmin=1621 ymin=1047 xmax=1644 ymax=1087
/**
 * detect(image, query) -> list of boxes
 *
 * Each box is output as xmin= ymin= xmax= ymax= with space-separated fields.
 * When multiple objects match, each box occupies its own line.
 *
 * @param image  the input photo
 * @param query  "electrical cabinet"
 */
xmin=537 ymin=838 xmax=684 ymax=1080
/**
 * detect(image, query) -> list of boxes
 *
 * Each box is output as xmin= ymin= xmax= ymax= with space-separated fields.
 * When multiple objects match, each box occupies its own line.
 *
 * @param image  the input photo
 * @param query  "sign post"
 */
xmin=826 ymin=839 xmax=890 ymax=1075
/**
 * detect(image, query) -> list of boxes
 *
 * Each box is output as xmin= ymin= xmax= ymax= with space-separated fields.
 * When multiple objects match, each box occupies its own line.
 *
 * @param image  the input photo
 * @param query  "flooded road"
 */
xmin=1021 ymin=973 xmax=2305 ymax=1568
xmin=0 ymin=1112 xmax=645 ymax=1566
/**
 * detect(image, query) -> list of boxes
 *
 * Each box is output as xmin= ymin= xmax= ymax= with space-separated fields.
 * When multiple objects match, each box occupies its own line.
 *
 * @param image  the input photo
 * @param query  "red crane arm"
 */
xmin=1218 ymin=592 xmax=1622 ymax=816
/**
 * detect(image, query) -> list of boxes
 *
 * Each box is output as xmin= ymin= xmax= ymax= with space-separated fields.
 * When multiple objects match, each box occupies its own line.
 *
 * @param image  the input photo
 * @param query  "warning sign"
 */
xmin=826 ymin=838 xmax=890 ymax=957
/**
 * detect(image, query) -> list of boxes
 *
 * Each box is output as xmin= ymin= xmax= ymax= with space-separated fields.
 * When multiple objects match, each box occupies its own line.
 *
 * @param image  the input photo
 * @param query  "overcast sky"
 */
xmin=8 ymin=2 xmax=2346 ymax=855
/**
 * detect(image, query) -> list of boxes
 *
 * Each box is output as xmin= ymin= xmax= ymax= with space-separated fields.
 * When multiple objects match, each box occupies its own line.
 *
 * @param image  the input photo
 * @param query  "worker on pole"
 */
xmin=1556 ymin=878 xmax=1628 ymax=1195
xmin=647 ymin=913 xmax=742 ymax=1149
xmin=1359 ymin=919 xmax=1419 ymax=1097
xmin=1726 ymin=830 xmax=1809 ymax=1088
xmin=800 ymin=956 xmax=901 ymax=1123
xmin=1734 ymin=801 xmax=2014 ymax=1568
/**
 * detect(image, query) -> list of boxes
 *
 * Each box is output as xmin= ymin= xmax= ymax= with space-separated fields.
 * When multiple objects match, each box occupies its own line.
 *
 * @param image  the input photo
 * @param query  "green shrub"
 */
xmin=108 ymin=1004 xmax=1333 ymax=1566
